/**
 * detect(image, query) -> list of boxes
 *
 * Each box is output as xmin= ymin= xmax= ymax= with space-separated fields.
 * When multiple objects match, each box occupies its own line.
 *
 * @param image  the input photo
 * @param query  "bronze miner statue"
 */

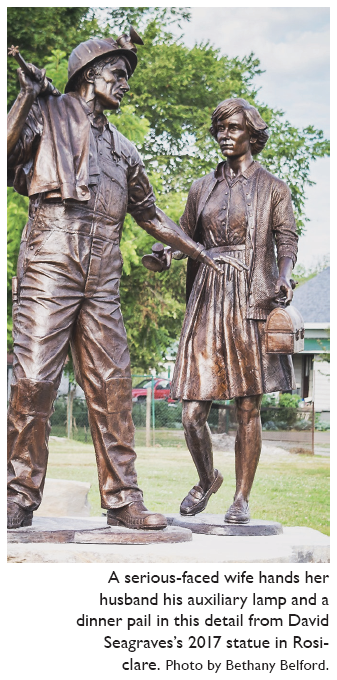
xmin=169 ymin=98 xmax=298 ymax=524
xmin=7 ymin=29 xmax=242 ymax=531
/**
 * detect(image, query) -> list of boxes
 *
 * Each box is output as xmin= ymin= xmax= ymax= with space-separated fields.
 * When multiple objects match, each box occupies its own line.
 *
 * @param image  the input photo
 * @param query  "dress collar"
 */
xmin=214 ymin=160 xmax=260 ymax=182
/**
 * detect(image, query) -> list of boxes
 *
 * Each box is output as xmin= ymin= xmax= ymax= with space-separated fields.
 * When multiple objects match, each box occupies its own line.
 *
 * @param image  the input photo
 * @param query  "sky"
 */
xmin=178 ymin=7 xmax=330 ymax=270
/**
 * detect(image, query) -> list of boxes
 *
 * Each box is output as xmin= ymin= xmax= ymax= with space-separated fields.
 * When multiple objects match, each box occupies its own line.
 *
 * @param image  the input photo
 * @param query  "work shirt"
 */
xmin=8 ymin=94 xmax=156 ymax=243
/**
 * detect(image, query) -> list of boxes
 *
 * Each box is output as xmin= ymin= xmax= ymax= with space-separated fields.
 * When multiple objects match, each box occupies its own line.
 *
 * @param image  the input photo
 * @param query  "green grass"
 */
xmin=47 ymin=437 xmax=330 ymax=535
xmin=50 ymin=425 xmax=187 ymax=447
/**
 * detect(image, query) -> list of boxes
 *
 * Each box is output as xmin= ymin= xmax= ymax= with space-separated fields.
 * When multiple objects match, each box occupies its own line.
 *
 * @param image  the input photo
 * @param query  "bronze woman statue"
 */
xmin=170 ymin=98 xmax=298 ymax=524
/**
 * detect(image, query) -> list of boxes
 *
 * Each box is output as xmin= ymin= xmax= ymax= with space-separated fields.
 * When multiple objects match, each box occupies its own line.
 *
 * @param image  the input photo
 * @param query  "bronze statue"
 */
xmin=7 ymin=30 xmax=243 ymax=531
xmin=169 ymin=98 xmax=298 ymax=524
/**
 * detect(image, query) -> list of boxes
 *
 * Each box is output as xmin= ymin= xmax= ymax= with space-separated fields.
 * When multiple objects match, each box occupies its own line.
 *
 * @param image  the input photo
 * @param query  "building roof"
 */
xmin=292 ymin=267 xmax=330 ymax=323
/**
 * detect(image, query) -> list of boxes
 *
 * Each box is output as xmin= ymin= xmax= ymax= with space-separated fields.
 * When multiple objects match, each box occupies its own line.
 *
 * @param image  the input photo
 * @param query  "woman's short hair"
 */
xmin=210 ymin=98 xmax=269 ymax=155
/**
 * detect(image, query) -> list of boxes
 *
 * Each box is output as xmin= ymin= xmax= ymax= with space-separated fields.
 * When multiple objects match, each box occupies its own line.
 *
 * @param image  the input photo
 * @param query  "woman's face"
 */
xmin=216 ymin=112 xmax=252 ymax=158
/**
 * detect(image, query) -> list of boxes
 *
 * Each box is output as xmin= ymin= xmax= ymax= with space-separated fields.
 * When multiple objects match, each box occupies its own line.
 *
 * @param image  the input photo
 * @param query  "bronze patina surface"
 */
xmin=166 ymin=515 xmax=283 ymax=537
xmin=7 ymin=517 xmax=192 ymax=545
xmin=7 ymin=29 xmax=230 ymax=532
xmin=169 ymin=98 xmax=298 ymax=523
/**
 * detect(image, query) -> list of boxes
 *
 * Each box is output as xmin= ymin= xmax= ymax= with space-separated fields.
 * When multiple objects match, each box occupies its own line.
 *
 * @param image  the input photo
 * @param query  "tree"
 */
xmin=7 ymin=6 xmax=190 ymax=108
xmin=7 ymin=190 xmax=28 ymax=351
xmin=7 ymin=7 xmax=97 ymax=109
xmin=315 ymin=329 xmax=330 ymax=366
xmin=7 ymin=7 xmax=330 ymax=371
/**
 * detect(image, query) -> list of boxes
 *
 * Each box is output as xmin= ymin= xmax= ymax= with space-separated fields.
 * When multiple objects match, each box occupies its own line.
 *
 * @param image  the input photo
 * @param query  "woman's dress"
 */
xmin=171 ymin=165 xmax=295 ymax=401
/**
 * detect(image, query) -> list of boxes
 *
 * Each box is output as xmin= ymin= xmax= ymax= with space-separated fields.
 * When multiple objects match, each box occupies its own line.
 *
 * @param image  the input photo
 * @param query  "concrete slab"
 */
xmin=7 ymin=519 xmax=329 ymax=563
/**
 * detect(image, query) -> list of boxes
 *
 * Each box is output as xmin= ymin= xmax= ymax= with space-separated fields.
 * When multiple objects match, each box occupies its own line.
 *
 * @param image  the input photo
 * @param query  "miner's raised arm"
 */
xmin=7 ymin=61 xmax=48 ymax=158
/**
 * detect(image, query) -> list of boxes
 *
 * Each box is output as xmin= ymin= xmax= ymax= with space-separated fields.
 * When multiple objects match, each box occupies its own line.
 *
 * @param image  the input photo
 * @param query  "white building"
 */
xmin=292 ymin=267 xmax=330 ymax=416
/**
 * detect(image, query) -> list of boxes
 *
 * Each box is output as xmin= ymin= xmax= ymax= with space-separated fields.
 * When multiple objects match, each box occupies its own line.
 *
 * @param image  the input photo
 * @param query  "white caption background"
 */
xmin=6 ymin=562 xmax=333 ymax=679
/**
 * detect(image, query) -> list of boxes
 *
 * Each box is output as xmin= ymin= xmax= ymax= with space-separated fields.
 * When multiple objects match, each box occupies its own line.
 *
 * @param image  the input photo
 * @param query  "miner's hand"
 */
xmin=197 ymin=250 xmax=249 ymax=275
xmin=213 ymin=254 xmax=249 ymax=272
xmin=17 ymin=65 xmax=47 ymax=98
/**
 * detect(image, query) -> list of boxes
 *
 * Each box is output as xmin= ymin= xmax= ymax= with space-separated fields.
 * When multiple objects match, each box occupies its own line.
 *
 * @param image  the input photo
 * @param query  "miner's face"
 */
xmin=216 ymin=112 xmax=252 ymax=158
xmin=93 ymin=57 xmax=130 ymax=109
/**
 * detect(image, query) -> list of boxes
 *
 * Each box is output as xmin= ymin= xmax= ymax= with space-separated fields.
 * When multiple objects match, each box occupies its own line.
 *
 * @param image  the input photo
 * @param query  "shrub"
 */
xmin=278 ymin=393 xmax=301 ymax=408
xmin=50 ymin=396 xmax=67 ymax=426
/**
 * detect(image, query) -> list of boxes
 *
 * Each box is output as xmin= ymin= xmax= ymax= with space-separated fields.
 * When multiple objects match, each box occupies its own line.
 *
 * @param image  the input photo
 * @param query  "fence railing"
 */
xmin=50 ymin=379 xmax=330 ymax=454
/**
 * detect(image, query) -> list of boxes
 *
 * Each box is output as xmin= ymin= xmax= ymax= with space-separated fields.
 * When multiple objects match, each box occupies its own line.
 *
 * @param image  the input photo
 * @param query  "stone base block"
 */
xmin=35 ymin=478 xmax=91 ymax=517
xmin=7 ymin=521 xmax=329 ymax=563
xmin=166 ymin=514 xmax=283 ymax=536
xmin=7 ymin=516 xmax=191 ymax=545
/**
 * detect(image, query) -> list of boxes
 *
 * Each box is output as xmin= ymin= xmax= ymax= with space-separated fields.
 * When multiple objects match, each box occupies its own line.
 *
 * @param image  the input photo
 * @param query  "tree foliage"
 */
xmin=7 ymin=190 xmax=29 ymax=350
xmin=7 ymin=7 xmax=330 ymax=370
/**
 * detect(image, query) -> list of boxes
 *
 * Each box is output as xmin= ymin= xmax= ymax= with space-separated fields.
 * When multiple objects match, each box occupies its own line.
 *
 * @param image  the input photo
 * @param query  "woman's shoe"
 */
xmin=180 ymin=469 xmax=223 ymax=516
xmin=225 ymin=498 xmax=250 ymax=524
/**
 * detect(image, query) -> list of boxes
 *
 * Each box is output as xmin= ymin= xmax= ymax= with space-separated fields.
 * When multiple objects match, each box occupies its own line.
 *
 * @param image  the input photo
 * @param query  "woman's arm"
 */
xmin=275 ymin=256 xmax=295 ymax=304
xmin=272 ymin=180 xmax=298 ymax=304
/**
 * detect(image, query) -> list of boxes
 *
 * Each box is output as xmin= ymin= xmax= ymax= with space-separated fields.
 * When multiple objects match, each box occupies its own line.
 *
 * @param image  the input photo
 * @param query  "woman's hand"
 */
xmin=275 ymin=256 xmax=297 ymax=305
xmin=274 ymin=276 xmax=294 ymax=304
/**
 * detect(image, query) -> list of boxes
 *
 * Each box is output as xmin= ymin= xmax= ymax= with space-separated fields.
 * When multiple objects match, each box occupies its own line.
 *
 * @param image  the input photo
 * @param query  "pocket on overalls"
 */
xmin=25 ymin=227 xmax=52 ymax=270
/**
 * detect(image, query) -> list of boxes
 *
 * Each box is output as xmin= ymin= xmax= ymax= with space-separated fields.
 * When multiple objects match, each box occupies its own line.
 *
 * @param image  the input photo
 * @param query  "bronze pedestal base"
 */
xmin=7 ymin=517 xmax=192 ymax=545
xmin=166 ymin=514 xmax=283 ymax=536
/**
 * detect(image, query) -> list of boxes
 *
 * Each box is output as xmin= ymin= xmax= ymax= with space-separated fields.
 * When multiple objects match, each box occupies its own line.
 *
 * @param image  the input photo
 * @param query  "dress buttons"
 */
xmin=30 ymin=245 xmax=34 ymax=250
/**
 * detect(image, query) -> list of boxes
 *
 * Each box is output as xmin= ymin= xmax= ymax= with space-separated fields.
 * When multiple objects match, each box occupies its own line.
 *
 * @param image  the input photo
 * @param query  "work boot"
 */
xmin=7 ymin=501 xmax=33 ymax=529
xmin=107 ymin=501 xmax=167 ymax=530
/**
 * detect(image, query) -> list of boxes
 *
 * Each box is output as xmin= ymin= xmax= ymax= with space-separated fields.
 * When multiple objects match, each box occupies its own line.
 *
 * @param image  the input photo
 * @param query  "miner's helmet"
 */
xmin=65 ymin=26 xmax=143 ymax=94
